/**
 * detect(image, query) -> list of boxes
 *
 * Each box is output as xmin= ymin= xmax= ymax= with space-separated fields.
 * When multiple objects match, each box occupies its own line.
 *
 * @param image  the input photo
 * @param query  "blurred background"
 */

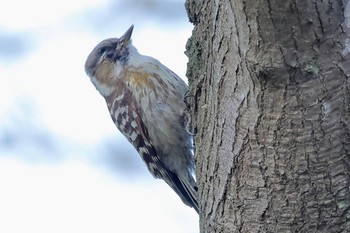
xmin=0 ymin=0 xmax=198 ymax=232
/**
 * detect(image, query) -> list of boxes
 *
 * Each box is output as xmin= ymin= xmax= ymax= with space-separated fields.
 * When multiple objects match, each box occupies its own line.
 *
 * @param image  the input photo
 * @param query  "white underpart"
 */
xmin=114 ymin=59 xmax=124 ymax=77
xmin=127 ymin=46 xmax=163 ymax=73
xmin=89 ymin=75 xmax=114 ymax=97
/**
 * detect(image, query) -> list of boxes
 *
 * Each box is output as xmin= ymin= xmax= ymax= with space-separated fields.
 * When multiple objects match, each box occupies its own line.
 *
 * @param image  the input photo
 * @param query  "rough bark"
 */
xmin=185 ymin=0 xmax=350 ymax=232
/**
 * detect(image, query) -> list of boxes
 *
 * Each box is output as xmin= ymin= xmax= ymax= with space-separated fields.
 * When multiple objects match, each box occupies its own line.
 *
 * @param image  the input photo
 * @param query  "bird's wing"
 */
xmin=106 ymin=86 xmax=198 ymax=212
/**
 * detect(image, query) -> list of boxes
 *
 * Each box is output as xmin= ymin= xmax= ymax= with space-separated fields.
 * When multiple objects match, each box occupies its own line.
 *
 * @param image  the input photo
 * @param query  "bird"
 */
xmin=84 ymin=25 xmax=198 ymax=213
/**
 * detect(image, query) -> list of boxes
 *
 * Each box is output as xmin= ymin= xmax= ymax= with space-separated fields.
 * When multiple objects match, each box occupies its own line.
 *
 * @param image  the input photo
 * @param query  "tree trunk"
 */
xmin=185 ymin=0 xmax=350 ymax=232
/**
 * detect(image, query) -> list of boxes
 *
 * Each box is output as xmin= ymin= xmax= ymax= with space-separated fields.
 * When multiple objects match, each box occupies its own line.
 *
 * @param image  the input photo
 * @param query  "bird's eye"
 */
xmin=106 ymin=51 xmax=114 ymax=59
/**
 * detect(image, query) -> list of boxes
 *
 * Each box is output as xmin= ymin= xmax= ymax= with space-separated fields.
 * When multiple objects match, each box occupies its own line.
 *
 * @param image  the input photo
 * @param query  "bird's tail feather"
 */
xmin=178 ymin=173 xmax=199 ymax=213
xmin=164 ymin=170 xmax=198 ymax=213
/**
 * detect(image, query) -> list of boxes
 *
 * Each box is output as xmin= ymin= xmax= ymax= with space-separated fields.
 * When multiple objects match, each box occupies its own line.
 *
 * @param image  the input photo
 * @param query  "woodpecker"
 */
xmin=85 ymin=25 xmax=198 ymax=213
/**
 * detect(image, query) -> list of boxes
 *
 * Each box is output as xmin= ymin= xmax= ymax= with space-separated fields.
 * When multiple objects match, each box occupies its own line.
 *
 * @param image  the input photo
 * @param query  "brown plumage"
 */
xmin=85 ymin=25 xmax=198 ymax=213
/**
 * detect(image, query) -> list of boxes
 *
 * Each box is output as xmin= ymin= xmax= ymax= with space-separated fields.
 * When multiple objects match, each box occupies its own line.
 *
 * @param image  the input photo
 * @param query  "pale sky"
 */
xmin=0 ymin=0 xmax=198 ymax=232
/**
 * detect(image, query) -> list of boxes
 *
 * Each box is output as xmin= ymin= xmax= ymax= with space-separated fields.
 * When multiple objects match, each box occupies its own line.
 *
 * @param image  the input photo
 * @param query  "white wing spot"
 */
xmin=131 ymin=120 xmax=137 ymax=128
xmin=148 ymin=163 xmax=158 ymax=172
xmin=122 ymin=118 xmax=127 ymax=126
xmin=111 ymin=95 xmax=126 ymax=115
xmin=115 ymin=106 xmax=128 ymax=117
xmin=139 ymin=147 xmax=150 ymax=155
xmin=118 ymin=123 xmax=125 ymax=131
xmin=115 ymin=94 xmax=124 ymax=101
xmin=130 ymin=131 xmax=138 ymax=141
xmin=144 ymin=141 xmax=152 ymax=147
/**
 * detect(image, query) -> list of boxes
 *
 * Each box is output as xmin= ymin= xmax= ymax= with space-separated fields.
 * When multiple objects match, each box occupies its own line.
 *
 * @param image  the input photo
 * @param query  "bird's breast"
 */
xmin=125 ymin=71 xmax=155 ymax=88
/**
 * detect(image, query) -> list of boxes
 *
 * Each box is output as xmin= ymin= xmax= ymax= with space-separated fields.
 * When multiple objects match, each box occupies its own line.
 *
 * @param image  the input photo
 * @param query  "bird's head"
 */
xmin=85 ymin=25 xmax=134 ymax=77
xmin=85 ymin=25 xmax=134 ymax=96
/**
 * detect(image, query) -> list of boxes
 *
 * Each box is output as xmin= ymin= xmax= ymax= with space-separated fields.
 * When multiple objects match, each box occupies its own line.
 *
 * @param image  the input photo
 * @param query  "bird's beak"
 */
xmin=120 ymin=25 xmax=134 ymax=45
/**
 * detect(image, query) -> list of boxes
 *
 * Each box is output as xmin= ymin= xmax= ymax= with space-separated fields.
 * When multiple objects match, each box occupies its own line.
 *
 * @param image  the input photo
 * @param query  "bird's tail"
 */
xmin=178 ymin=172 xmax=199 ymax=213
xmin=164 ymin=169 xmax=198 ymax=213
